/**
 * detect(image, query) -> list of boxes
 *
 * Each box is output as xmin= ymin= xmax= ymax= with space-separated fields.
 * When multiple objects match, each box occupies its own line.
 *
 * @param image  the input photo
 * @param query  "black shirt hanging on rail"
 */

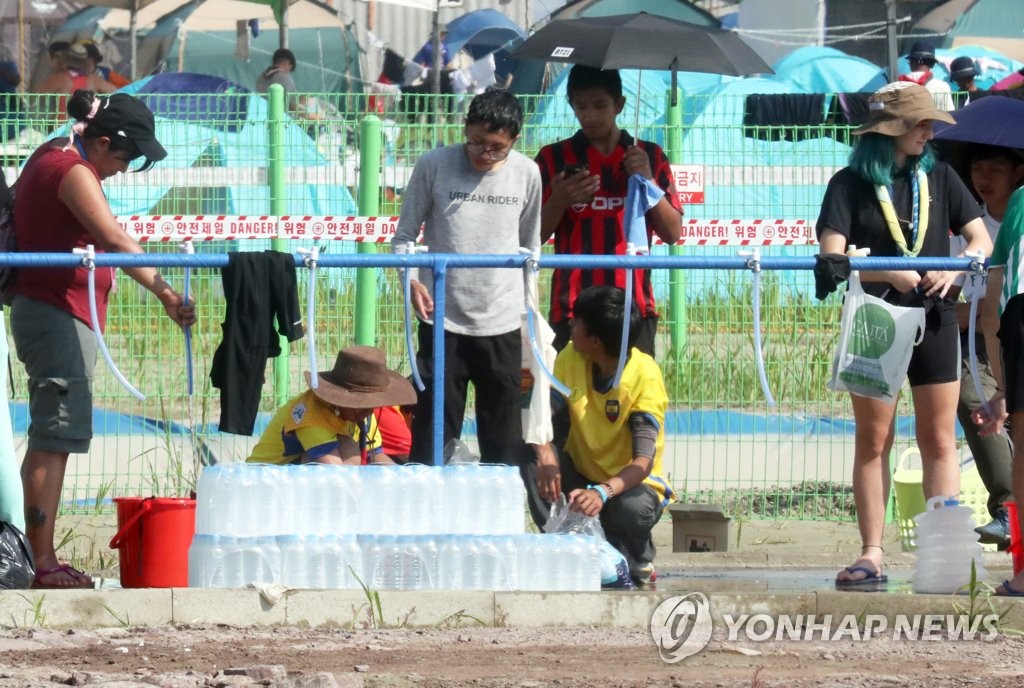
xmin=211 ymin=250 xmax=304 ymax=435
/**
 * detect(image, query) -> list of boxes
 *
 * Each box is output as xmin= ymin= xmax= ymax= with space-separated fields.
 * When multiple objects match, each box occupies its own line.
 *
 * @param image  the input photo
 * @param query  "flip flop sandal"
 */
xmin=32 ymin=564 xmax=94 ymax=590
xmin=835 ymin=564 xmax=888 ymax=590
xmin=996 ymin=580 xmax=1024 ymax=597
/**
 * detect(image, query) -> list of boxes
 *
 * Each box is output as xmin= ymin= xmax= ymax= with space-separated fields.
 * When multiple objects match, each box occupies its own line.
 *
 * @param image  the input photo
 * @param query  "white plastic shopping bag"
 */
xmin=828 ymin=272 xmax=925 ymax=404
xmin=521 ymin=268 xmax=555 ymax=445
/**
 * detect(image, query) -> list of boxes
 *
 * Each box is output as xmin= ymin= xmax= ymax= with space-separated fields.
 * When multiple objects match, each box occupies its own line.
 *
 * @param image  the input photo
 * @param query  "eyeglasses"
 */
xmin=465 ymin=141 xmax=512 ymax=162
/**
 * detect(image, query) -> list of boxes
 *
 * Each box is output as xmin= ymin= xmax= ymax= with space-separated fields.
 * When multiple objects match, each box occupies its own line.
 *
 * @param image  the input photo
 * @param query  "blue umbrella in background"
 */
xmin=443 ymin=8 xmax=526 ymax=59
xmin=933 ymin=96 xmax=1024 ymax=199
xmin=442 ymin=9 xmax=527 ymax=88
xmin=934 ymin=95 xmax=1024 ymax=149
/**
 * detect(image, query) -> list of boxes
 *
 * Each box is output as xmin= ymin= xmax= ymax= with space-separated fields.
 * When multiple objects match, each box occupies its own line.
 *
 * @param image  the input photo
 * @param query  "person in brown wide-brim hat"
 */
xmin=852 ymin=81 xmax=955 ymax=137
xmin=305 ymin=345 xmax=416 ymax=410
xmin=248 ymin=346 xmax=416 ymax=466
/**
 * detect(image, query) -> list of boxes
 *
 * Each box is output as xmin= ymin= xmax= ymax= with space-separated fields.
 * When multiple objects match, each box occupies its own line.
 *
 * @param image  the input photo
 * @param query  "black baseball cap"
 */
xmin=91 ymin=94 xmax=167 ymax=170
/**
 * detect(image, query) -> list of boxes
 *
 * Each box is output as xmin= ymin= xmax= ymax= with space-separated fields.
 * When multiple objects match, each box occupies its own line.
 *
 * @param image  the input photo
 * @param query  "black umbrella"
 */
xmin=511 ymin=12 xmax=772 ymax=104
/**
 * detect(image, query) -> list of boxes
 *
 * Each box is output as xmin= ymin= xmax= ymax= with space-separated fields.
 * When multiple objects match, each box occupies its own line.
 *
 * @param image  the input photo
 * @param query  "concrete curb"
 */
xmin=2 ymin=587 xmax=1021 ymax=631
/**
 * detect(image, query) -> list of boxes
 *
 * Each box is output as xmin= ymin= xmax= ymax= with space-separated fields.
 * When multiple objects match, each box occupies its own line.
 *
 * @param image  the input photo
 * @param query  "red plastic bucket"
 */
xmin=110 ymin=497 xmax=196 ymax=588
xmin=1006 ymin=501 xmax=1023 ymax=576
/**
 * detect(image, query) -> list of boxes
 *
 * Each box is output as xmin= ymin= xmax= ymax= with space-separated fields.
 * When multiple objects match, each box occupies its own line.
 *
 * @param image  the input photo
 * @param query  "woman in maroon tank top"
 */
xmin=11 ymin=90 xmax=196 ymax=589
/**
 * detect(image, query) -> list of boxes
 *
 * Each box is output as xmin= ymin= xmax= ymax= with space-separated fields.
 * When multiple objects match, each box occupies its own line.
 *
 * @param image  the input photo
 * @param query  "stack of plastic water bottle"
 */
xmin=188 ymin=463 xmax=601 ymax=591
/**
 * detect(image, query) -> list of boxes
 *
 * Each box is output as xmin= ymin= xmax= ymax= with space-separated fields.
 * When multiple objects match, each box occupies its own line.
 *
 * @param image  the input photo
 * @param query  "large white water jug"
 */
xmin=912 ymin=496 xmax=987 ymax=593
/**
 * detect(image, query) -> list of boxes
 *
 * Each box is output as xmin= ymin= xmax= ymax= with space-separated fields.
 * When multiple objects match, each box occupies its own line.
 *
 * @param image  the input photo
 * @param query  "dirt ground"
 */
xmin=3 ymin=519 xmax=1019 ymax=687
xmin=1 ymin=623 xmax=1023 ymax=688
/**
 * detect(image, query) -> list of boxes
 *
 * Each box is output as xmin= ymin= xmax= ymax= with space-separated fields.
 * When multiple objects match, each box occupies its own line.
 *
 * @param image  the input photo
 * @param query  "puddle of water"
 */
xmin=655 ymin=568 xmax=916 ymax=594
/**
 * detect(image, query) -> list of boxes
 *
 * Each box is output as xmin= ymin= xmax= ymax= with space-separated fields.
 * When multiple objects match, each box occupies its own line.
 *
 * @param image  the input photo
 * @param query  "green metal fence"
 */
xmin=1 ymin=88 xmax=941 ymax=520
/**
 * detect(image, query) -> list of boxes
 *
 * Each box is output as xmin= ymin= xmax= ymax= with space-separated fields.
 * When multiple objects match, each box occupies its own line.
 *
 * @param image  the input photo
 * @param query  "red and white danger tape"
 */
xmin=118 ymin=216 xmax=816 ymax=245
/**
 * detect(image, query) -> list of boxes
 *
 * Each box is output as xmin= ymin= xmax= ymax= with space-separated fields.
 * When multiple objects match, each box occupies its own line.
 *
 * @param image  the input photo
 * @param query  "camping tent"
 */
xmin=97 ymin=72 xmax=357 ymax=216
xmin=676 ymin=77 xmax=849 ymax=300
xmin=770 ymin=46 xmax=887 ymax=94
xmin=138 ymin=0 xmax=360 ymax=93
xmin=678 ymin=77 xmax=850 ymax=221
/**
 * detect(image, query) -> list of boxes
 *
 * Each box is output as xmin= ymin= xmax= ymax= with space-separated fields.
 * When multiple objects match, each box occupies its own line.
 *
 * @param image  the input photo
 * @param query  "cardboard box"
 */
xmin=668 ymin=503 xmax=731 ymax=552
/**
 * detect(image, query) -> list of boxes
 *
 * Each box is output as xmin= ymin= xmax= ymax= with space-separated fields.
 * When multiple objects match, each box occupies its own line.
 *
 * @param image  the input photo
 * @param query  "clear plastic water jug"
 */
xmin=913 ymin=496 xmax=987 ymax=593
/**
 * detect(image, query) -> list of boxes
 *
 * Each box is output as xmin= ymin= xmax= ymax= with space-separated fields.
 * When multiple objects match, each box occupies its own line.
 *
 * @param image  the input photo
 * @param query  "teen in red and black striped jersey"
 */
xmin=535 ymin=66 xmax=682 ymax=356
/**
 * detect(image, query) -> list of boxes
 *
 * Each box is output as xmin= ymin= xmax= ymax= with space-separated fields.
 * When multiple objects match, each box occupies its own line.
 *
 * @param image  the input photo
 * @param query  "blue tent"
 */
xmin=673 ymin=78 xmax=850 ymax=300
xmin=105 ymin=73 xmax=357 ymax=217
xmin=771 ymin=46 xmax=887 ymax=94
xmin=679 ymin=78 xmax=848 ymax=220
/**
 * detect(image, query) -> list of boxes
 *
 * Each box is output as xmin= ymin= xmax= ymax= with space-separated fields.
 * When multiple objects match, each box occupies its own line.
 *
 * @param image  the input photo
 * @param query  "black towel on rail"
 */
xmin=836 ymin=92 xmax=873 ymax=127
xmin=211 ymin=251 xmax=304 ymax=435
xmin=743 ymin=93 xmax=826 ymax=141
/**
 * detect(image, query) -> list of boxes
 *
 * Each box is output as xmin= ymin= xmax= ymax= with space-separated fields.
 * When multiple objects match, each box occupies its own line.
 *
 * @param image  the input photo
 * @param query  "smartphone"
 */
xmin=562 ymin=164 xmax=588 ymax=177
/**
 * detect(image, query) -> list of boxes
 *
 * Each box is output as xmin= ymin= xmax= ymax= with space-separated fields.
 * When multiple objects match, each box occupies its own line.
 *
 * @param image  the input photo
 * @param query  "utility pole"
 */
xmin=885 ymin=0 xmax=899 ymax=81
xmin=431 ymin=8 xmax=442 ymax=94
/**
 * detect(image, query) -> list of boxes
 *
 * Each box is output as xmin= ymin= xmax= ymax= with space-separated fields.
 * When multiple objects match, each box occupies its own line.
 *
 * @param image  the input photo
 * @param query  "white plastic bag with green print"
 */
xmin=828 ymin=272 xmax=926 ymax=404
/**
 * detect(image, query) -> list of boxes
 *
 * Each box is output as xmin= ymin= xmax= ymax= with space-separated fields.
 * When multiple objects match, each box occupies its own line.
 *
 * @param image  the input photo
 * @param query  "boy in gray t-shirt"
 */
xmin=392 ymin=89 xmax=541 ymax=466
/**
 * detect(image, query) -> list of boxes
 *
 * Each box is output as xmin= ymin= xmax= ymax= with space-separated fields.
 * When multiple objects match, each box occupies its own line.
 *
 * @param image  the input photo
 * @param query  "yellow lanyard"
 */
xmin=875 ymin=167 xmax=929 ymax=257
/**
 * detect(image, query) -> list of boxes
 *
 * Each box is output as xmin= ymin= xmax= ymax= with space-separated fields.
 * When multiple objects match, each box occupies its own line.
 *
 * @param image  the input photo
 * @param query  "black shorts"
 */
xmin=998 ymin=293 xmax=1024 ymax=414
xmin=906 ymin=298 xmax=961 ymax=387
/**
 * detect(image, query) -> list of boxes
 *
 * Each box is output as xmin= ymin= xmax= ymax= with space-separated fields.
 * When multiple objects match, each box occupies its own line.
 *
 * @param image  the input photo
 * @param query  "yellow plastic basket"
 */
xmin=892 ymin=447 xmax=992 ymax=552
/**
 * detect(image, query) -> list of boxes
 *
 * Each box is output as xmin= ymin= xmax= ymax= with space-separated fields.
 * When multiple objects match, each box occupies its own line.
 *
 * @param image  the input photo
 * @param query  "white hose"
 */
xmin=298 ymin=247 xmax=320 ymax=389
xmin=612 ymin=243 xmax=637 ymax=390
xmin=967 ymin=293 xmax=992 ymax=419
xmin=740 ymin=249 xmax=776 ymax=407
xmin=74 ymin=246 xmax=145 ymax=401
xmin=965 ymin=250 xmax=992 ymax=419
xmin=398 ymin=241 xmax=425 ymax=392
xmin=520 ymin=249 xmax=570 ymax=398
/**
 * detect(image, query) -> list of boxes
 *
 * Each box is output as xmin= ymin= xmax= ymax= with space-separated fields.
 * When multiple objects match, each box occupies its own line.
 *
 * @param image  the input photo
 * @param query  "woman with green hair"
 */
xmin=816 ymin=82 xmax=991 ymax=588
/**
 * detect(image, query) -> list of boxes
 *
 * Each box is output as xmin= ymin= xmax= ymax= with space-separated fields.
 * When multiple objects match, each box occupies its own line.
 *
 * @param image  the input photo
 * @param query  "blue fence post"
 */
xmin=431 ymin=258 xmax=447 ymax=467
